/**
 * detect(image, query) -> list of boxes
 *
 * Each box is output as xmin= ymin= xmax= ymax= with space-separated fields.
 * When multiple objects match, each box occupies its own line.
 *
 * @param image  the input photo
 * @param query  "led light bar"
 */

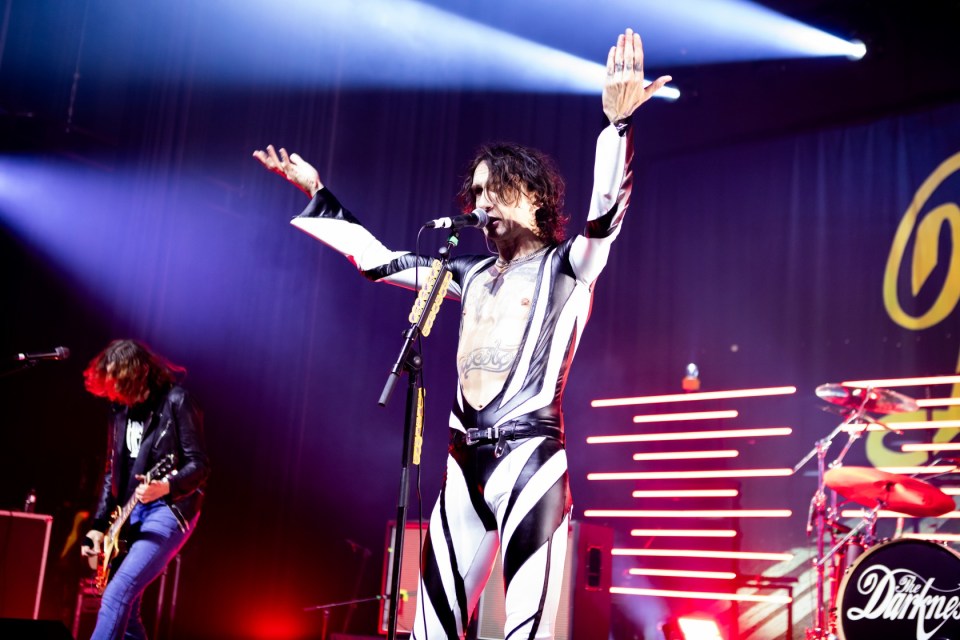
xmin=613 ymin=549 xmax=794 ymax=561
xmin=917 ymin=398 xmax=960 ymax=407
xmin=630 ymin=529 xmax=738 ymax=538
xmin=841 ymin=510 xmax=960 ymax=519
xmin=587 ymin=509 xmax=791 ymax=518
xmin=631 ymin=489 xmax=739 ymax=498
xmin=841 ymin=421 xmax=960 ymax=432
xmin=611 ymin=587 xmax=792 ymax=604
xmin=633 ymin=410 xmax=738 ymax=424
xmin=592 ymin=386 xmax=796 ymax=408
xmin=841 ymin=375 xmax=960 ymax=387
xmin=629 ymin=568 xmax=736 ymax=580
xmin=588 ymin=469 xmax=793 ymax=481
xmin=587 ymin=427 xmax=792 ymax=444
xmin=632 ymin=450 xmax=739 ymax=461
xmin=876 ymin=466 xmax=957 ymax=474
xmin=901 ymin=443 xmax=960 ymax=452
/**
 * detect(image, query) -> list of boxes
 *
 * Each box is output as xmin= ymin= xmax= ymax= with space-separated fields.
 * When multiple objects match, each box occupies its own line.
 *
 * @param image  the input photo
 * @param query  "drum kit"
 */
xmin=795 ymin=383 xmax=959 ymax=640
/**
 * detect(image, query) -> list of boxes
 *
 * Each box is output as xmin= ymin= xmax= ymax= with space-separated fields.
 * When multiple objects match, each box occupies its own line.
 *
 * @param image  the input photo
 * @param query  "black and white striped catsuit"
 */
xmin=289 ymin=121 xmax=634 ymax=639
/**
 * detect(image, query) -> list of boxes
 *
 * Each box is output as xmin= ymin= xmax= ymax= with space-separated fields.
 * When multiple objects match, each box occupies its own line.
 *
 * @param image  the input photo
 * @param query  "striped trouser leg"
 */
xmin=413 ymin=436 xmax=570 ymax=640
xmin=489 ymin=437 xmax=570 ymax=640
xmin=413 ymin=453 xmax=499 ymax=639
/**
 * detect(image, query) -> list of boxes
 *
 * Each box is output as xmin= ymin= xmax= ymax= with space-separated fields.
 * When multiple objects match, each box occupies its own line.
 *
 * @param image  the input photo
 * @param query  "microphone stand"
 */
xmin=379 ymin=230 xmax=460 ymax=640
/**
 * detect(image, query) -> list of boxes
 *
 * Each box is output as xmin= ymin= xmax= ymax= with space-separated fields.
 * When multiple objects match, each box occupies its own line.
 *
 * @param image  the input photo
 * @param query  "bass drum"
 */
xmin=836 ymin=538 xmax=960 ymax=640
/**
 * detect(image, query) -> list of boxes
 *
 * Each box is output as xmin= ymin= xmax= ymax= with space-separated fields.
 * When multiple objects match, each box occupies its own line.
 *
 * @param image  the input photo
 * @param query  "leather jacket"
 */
xmin=92 ymin=384 xmax=210 ymax=532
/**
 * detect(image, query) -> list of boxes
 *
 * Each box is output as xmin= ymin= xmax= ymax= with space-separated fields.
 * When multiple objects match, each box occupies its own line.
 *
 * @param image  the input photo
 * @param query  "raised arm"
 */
xmin=570 ymin=28 xmax=671 ymax=285
xmin=253 ymin=145 xmax=466 ymax=297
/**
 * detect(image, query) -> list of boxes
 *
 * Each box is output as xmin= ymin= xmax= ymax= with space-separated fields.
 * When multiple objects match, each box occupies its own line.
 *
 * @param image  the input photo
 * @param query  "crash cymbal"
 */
xmin=816 ymin=384 xmax=918 ymax=415
xmin=824 ymin=466 xmax=955 ymax=518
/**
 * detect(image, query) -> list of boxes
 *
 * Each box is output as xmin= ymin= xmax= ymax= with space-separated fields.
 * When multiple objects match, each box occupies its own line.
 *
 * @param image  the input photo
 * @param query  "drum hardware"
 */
xmin=798 ymin=384 xmax=923 ymax=640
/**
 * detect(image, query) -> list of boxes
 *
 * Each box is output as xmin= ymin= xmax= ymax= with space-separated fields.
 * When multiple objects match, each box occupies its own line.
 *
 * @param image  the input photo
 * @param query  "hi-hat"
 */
xmin=816 ymin=384 xmax=918 ymax=415
xmin=824 ymin=466 xmax=955 ymax=517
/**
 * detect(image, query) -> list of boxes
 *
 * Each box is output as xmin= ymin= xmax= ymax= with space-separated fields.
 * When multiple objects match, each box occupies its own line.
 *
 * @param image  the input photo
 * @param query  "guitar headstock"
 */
xmin=145 ymin=453 xmax=176 ymax=483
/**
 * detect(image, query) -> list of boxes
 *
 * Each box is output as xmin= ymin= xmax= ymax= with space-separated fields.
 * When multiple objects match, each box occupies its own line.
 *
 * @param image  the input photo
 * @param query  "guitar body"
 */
xmin=93 ymin=454 xmax=175 ymax=595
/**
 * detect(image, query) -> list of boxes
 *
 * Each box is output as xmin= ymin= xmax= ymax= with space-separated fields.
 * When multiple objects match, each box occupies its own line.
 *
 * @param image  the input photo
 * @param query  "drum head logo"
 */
xmin=838 ymin=539 xmax=960 ymax=640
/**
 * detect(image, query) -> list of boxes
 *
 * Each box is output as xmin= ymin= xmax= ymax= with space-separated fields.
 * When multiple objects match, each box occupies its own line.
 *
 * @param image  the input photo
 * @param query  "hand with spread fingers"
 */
xmin=252 ymin=144 xmax=324 ymax=198
xmin=602 ymin=28 xmax=672 ymax=124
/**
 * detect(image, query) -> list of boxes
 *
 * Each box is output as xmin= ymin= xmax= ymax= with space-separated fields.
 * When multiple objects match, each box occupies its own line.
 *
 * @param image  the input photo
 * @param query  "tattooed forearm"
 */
xmin=458 ymin=343 xmax=518 ymax=379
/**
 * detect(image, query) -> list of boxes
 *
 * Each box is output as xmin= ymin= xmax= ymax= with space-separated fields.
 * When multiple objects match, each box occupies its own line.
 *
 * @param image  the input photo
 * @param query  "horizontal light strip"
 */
xmin=917 ymin=398 xmax=960 ymax=407
xmin=943 ymin=488 xmax=960 ymax=495
xmin=632 ymin=450 xmax=739 ymax=461
xmin=901 ymin=533 xmax=960 ymax=542
xmin=632 ymin=489 xmax=739 ymax=498
xmin=588 ymin=469 xmax=793 ymax=481
xmin=629 ymin=568 xmax=737 ymax=580
xmin=611 ymin=586 xmax=792 ymax=604
xmin=841 ymin=375 xmax=960 ymax=387
xmin=588 ymin=427 xmax=792 ymax=444
xmin=842 ymin=421 xmax=960 ymax=432
xmin=592 ymin=386 xmax=797 ymax=408
xmin=841 ymin=510 xmax=960 ymax=519
xmin=587 ymin=509 xmax=791 ymax=518
xmin=631 ymin=529 xmax=737 ymax=538
xmin=614 ymin=549 xmax=794 ymax=561
xmin=877 ymin=466 xmax=957 ymax=474
xmin=901 ymin=443 xmax=960 ymax=452
xmin=633 ymin=410 xmax=738 ymax=424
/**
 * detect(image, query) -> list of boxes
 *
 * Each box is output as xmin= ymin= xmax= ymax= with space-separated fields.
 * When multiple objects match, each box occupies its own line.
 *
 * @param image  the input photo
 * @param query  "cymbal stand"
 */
xmin=795 ymin=403 xmax=870 ymax=640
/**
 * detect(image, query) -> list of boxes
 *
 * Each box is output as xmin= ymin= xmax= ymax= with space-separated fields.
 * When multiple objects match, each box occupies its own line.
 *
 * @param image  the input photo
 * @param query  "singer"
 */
xmin=81 ymin=339 xmax=210 ymax=640
xmin=254 ymin=28 xmax=668 ymax=640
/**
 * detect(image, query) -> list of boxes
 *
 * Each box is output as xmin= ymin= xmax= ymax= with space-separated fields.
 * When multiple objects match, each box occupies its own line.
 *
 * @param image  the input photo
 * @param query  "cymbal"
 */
xmin=816 ymin=384 xmax=918 ymax=415
xmin=824 ymin=466 xmax=955 ymax=517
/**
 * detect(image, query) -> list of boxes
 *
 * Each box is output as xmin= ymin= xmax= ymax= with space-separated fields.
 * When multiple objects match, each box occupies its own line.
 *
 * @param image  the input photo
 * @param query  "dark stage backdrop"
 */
xmin=1 ymin=4 xmax=959 ymax=640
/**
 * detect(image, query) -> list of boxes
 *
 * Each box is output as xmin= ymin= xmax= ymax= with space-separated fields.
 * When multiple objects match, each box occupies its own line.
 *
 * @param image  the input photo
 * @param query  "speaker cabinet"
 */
xmin=379 ymin=522 xmax=429 ymax=635
xmin=475 ymin=521 xmax=612 ymax=640
xmin=380 ymin=520 xmax=612 ymax=639
xmin=0 ymin=510 xmax=53 ymax=619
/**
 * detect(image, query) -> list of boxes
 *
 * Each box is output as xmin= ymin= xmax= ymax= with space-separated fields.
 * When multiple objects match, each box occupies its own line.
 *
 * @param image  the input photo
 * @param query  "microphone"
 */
xmin=425 ymin=208 xmax=488 ymax=229
xmin=14 ymin=346 xmax=70 ymax=362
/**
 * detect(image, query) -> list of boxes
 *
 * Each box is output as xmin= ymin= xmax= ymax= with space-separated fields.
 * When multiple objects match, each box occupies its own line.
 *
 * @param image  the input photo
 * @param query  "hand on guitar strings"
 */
xmin=134 ymin=475 xmax=171 ymax=504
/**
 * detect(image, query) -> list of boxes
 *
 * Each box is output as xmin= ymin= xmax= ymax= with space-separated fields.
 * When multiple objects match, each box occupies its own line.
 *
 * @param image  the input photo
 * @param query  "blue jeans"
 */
xmin=91 ymin=501 xmax=197 ymax=640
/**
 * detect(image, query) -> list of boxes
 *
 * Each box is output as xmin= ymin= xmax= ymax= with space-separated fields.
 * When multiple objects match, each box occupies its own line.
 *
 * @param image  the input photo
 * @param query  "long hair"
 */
xmin=84 ymin=339 xmax=185 ymax=403
xmin=457 ymin=142 xmax=568 ymax=245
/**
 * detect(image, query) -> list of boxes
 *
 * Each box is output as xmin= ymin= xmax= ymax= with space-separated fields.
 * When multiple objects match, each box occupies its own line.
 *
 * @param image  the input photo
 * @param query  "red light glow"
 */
xmin=632 ymin=410 xmax=738 ymax=423
xmin=587 ymin=427 xmax=792 ymax=444
xmin=632 ymin=450 xmax=739 ymax=461
xmin=611 ymin=586 xmax=792 ymax=603
xmin=588 ymin=469 xmax=793 ymax=481
xmin=591 ymin=386 xmax=797 ymax=408
xmin=678 ymin=616 xmax=726 ymax=640
xmin=588 ymin=509 xmax=791 ymax=518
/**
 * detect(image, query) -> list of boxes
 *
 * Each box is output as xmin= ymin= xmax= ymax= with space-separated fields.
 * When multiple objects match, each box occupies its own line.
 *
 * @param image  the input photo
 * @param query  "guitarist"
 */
xmin=80 ymin=339 xmax=210 ymax=640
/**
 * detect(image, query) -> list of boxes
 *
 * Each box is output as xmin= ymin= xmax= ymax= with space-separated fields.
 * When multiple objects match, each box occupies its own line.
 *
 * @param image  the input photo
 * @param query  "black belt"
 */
xmin=453 ymin=423 xmax=564 ymax=457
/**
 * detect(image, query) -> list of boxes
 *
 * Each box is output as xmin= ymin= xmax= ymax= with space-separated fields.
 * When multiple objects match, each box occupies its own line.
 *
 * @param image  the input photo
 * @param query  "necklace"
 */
xmin=494 ymin=245 xmax=549 ymax=271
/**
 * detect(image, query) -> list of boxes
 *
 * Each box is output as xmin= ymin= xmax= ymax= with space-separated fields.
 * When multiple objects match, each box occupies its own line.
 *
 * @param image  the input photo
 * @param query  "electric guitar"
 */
xmin=94 ymin=453 xmax=176 ymax=595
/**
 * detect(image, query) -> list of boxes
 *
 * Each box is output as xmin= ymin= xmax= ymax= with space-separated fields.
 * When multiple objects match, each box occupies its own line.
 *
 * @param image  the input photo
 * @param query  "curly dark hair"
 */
xmin=457 ymin=142 xmax=568 ymax=245
xmin=84 ymin=339 xmax=185 ymax=404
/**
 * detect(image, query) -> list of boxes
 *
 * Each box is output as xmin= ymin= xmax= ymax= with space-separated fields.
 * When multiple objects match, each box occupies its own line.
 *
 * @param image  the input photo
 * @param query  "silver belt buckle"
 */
xmin=465 ymin=426 xmax=498 ymax=446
